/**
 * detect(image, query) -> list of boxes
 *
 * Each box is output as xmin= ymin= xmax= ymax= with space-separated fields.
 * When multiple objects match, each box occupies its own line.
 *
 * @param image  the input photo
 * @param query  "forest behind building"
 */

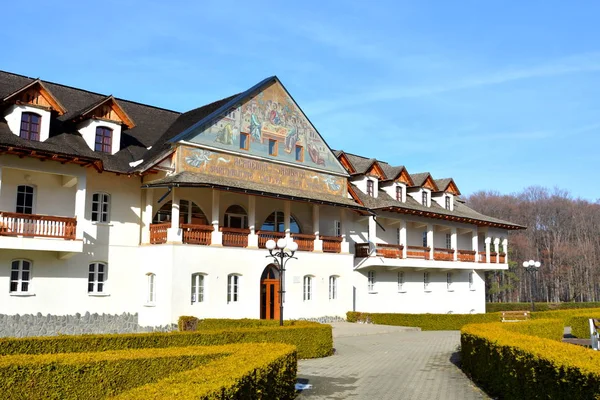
xmin=466 ymin=187 xmax=600 ymax=303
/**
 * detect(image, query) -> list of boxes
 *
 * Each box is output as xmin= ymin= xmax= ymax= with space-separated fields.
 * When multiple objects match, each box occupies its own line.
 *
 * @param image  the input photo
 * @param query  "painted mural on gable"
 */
xmin=186 ymin=81 xmax=345 ymax=174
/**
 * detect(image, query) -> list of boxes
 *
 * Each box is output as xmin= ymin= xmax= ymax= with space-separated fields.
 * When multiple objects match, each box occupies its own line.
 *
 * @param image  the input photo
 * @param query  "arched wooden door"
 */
xmin=260 ymin=264 xmax=280 ymax=320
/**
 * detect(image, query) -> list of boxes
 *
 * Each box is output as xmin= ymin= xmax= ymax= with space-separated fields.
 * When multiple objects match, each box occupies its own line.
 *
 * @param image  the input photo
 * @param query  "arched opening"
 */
xmin=260 ymin=264 xmax=280 ymax=320
xmin=153 ymin=200 xmax=208 ymax=225
xmin=224 ymin=205 xmax=248 ymax=229
xmin=260 ymin=211 xmax=301 ymax=233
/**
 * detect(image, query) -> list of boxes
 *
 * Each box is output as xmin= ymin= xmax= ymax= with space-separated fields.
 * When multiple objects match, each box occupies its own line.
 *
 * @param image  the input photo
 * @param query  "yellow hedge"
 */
xmin=0 ymin=343 xmax=297 ymax=400
xmin=346 ymin=311 xmax=500 ymax=330
xmin=461 ymin=319 xmax=600 ymax=399
xmin=0 ymin=322 xmax=332 ymax=359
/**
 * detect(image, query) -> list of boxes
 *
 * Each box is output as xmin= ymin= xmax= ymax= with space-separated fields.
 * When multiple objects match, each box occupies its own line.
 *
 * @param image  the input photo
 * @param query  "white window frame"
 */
xmin=445 ymin=196 xmax=451 ymax=210
xmin=334 ymin=220 xmax=341 ymax=237
xmin=397 ymin=271 xmax=405 ymax=292
xmin=191 ymin=273 xmax=205 ymax=303
xmin=88 ymin=262 xmax=107 ymax=294
xmin=146 ymin=273 xmax=156 ymax=305
xmin=366 ymin=179 xmax=374 ymax=197
xmin=367 ymin=270 xmax=376 ymax=292
xmin=422 ymin=191 xmax=428 ymax=206
xmin=91 ymin=192 xmax=111 ymax=223
xmin=227 ymin=274 xmax=240 ymax=303
xmin=10 ymin=259 xmax=32 ymax=294
xmin=424 ymin=272 xmax=430 ymax=291
xmin=396 ymin=185 xmax=403 ymax=201
xmin=469 ymin=271 xmax=475 ymax=291
xmin=303 ymin=275 xmax=313 ymax=301
xmin=447 ymin=272 xmax=453 ymax=291
xmin=328 ymin=275 xmax=338 ymax=300
xmin=16 ymin=185 xmax=35 ymax=215
xmin=445 ymin=233 xmax=452 ymax=250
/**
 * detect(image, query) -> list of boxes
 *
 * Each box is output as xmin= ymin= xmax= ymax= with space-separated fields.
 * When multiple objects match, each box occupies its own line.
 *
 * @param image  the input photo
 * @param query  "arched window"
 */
xmin=260 ymin=211 xmax=301 ymax=233
xmin=10 ymin=259 xmax=32 ymax=293
xmin=146 ymin=273 xmax=156 ymax=304
xmin=261 ymin=264 xmax=280 ymax=280
xmin=227 ymin=274 xmax=241 ymax=303
xmin=303 ymin=275 xmax=313 ymax=301
xmin=16 ymin=185 xmax=35 ymax=214
xmin=20 ymin=112 xmax=41 ymax=141
xmin=224 ymin=205 xmax=247 ymax=229
xmin=95 ymin=127 xmax=113 ymax=153
xmin=153 ymin=200 xmax=207 ymax=224
xmin=88 ymin=262 xmax=107 ymax=294
xmin=191 ymin=273 xmax=206 ymax=303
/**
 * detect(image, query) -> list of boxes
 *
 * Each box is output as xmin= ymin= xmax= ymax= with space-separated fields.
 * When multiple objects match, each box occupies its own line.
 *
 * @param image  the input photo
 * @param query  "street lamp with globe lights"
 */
xmin=522 ymin=259 xmax=541 ymax=311
xmin=265 ymin=238 xmax=298 ymax=326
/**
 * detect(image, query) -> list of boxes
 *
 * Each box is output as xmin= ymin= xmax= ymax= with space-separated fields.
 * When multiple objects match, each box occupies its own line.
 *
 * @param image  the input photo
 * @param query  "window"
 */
xmin=446 ymin=233 xmax=452 ymax=250
xmin=20 ymin=112 xmax=41 ymax=141
xmin=422 ymin=191 xmax=428 ymax=206
xmin=239 ymin=132 xmax=250 ymax=150
xmin=445 ymin=196 xmax=451 ymax=210
xmin=469 ymin=271 xmax=475 ymax=290
xmin=10 ymin=259 xmax=31 ymax=293
xmin=396 ymin=186 xmax=403 ymax=201
xmin=334 ymin=220 xmax=341 ymax=237
xmin=268 ymin=139 xmax=278 ymax=156
xmin=94 ymin=127 xmax=112 ymax=153
xmin=92 ymin=193 xmax=110 ymax=223
xmin=329 ymin=276 xmax=338 ymax=300
xmin=367 ymin=180 xmax=374 ymax=197
xmin=224 ymin=205 xmax=248 ymax=229
xmin=191 ymin=273 xmax=205 ymax=303
xmin=367 ymin=270 xmax=376 ymax=292
xmin=261 ymin=211 xmax=300 ymax=233
xmin=16 ymin=185 xmax=34 ymax=214
xmin=447 ymin=272 xmax=453 ymax=290
xmin=153 ymin=200 xmax=208 ymax=224
xmin=295 ymin=145 xmax=304 ymax=161
xmin=88 ymin=262 xmax=107 ymax=293
xmin=146 ymin=273 xmax=156 ymax=304
xmin=303 ymin=275 xmax=313 ymax=301
xmin=424 ymin=272 xmax=430 ymax=291
xmin=228 ymin=274 xmax=240 ymax=302
xmin=397 ymin=271 xmax=404 ymax=292
xmin=422 ymin=231 xmax=428 ymax=247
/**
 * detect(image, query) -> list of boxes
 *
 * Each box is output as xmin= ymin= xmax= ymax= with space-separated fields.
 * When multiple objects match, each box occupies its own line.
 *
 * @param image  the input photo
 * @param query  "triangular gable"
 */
xmin=74 ymin=96 xmax=135 ymax=129
xmin=170 ymin=77 xmax=348 ymax=175
xmin=366 ymin=161 xmax=386 ymax=180
xmin=445 ymin=180 xmax=461 ymax=195
xmin=2 ymin=79 xmax=66 ymax=115
xmin=337 ymin=152 xmax=356 ymax=174
xmin=423 ymin=175 xmax=438 ymax=191
xmin=394 ymin=168 xmax=414 ymax=186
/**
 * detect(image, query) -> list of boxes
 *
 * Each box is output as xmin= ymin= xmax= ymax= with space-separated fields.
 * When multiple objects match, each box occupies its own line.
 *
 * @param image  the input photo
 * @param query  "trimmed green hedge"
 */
xmin=461 ymin=320 xmax=600 ymax=399
xmin=347 ymin=311 xmax=500 ymax=330
xmin=0 ymin=343 xmax=296 ymax=400
xmin=178 ymin=317 xmax=309 ymax=330
xmin=0 ymin=322 xmax=332 ymax=360
xmin=486 ymin=302 xmax=600 ymax=313
xmin=499 ymin=318 xmax=564 ymax=341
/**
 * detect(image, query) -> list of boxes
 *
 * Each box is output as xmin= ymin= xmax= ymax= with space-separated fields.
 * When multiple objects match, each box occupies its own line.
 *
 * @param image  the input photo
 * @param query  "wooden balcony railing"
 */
xmin=181 ymin=224 xmax=213 ymax=245
xmin=433 ymin=247 xmax=454 ymax=261
xmin=355 ymin=243 xmax=370 ymax=258
xmin=407 ymin=245 xmax=430 ymax=260
xmin=321 ymin=235 xmax=342 ymax=253
xmin=457 ymin=249 xmax=476 ymax=262
xmin=291 ymin=233 xmax=316 ymax=252
xmin=149 ymin=223 xmax=170 ymax=244
xmin=220 ymin=227 xmax=250 ymax=247
xmin=478 ymin=251 xmax=487 ymax=262
xmin=499 ymin=252 xmax=506 ymax=263
xmin=257 ymin=231 xmax=286 ymax=249
xmin=376 ymin=243 xmax=403 ymax=259
xmin=0 ymin=212 xmax=76 ymax=240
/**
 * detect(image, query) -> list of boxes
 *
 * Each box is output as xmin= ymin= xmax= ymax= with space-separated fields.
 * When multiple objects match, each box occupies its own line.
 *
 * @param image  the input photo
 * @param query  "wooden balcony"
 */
xmin=220 ymin=227 xmax=250 ymax=247
xmin=182 ymin=224 xmax=213 ymax=245
xmin=433 ymin=248 xmax=454 ymax=261
xmin=0 ymin=212 xmax=76 ymax=240
xmin=149 ymin=223 xmax=169 ymax=244
xmin=321 ymin=235 xmax=342 ymax=253
xmin=478 ymin=251 xmax=487 ymax=262
xmin=291 ymin=233 xmax=316 ymax=252
xmin=257 ymin=231 xmax=286 ymax=249
xmin=376 ymin=243 xmax=403 ymax=259
xmin=407 ymin=245 xmax=430 ymax=260
xmin=355 ymin=243 xmax=370 ymax=257
xmin=457 ymin=249 xmax=476 ymax=262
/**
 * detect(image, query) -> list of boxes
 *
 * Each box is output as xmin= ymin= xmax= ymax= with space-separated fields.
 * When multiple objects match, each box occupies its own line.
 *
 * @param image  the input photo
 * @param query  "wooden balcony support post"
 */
xmin=247 ymin=195 xmax=258 ymax=248
xmin=211 ymin=189 xmax=222 ymax=246
xmin=74 ymin=173 xmax=86 ymax=240
xmin=166 ymin=187 xmax=182 ymax=243
xmin=340 ymin=208 xmax=349 ymax=253
xmin=141 ymin=189 xmax=153 ymax=244
xmin=313 ymin=205 xmax=323 ymax=252
xmin=494 ymin=238 xmax=500 ymax=263
xmin=472 ymin=229 xmax=479 ymax=263
xmin=399 ymin=219 xmax=407 ymax=259
xmin=485 ymin=237 xmax=491 ymax=263
xmin=427 ymin=224 xmax=434 ymax=261
xmin=284 ymin=200 xmax=291 ymax=240
xmin=451 ymin=227 xmax=458 ymax=261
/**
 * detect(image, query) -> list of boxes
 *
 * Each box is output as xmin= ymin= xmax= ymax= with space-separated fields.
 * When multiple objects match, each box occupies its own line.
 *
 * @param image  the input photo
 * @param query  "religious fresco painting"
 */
xmin=178 ymin=146 xmax=347 ymax=197
xmin=186 ymin=81 xmax=345 ymax=174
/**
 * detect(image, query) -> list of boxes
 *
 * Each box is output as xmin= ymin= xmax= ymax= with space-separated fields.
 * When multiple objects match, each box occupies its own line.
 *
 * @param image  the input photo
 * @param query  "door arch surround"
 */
xmin=260 ymin=264 xmax=280 ymax=320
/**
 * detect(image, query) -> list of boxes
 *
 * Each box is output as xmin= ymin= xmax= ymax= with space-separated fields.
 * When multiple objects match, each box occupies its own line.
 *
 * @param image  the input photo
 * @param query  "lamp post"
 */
xmin=522 ymin=259 xmax=541 ymax=311
xmin=265 ymin=238 xmax=298 ymax=326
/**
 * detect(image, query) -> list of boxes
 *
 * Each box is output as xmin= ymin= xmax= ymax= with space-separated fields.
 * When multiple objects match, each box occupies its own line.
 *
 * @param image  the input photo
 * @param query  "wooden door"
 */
xmin=260 ymin=278 xmax=280 ymax=320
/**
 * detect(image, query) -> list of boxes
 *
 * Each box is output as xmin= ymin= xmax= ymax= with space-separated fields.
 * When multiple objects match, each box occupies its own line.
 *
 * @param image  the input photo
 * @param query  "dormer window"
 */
xmin=20 ymin=112 xmax=41 ymax=141
xmin=95 ymin=127 xmax=112 ymax=153
xmin=445 ymin=196 xmax=451 ymax=210
xmin=367 ymin=180 xmax=374 ymax=197
xmin=422 ymin=191 xmax=428 ymax=206
xmin=396 ymin=186 xmax=403 ymax=201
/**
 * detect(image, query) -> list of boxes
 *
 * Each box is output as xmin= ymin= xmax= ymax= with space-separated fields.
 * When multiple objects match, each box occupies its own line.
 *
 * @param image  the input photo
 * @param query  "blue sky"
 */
xmin=4 ymin=1 xmax=600 ymax=200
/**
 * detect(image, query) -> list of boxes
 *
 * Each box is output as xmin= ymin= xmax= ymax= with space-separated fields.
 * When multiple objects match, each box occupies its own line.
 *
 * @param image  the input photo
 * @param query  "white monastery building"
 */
xmin=0 ymin=71 xmax=523 ymax=327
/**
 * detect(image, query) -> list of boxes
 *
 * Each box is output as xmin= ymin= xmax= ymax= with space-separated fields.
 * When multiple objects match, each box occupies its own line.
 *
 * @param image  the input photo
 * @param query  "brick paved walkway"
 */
xmin=297 ymin=323 xmax=489 ymax=399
